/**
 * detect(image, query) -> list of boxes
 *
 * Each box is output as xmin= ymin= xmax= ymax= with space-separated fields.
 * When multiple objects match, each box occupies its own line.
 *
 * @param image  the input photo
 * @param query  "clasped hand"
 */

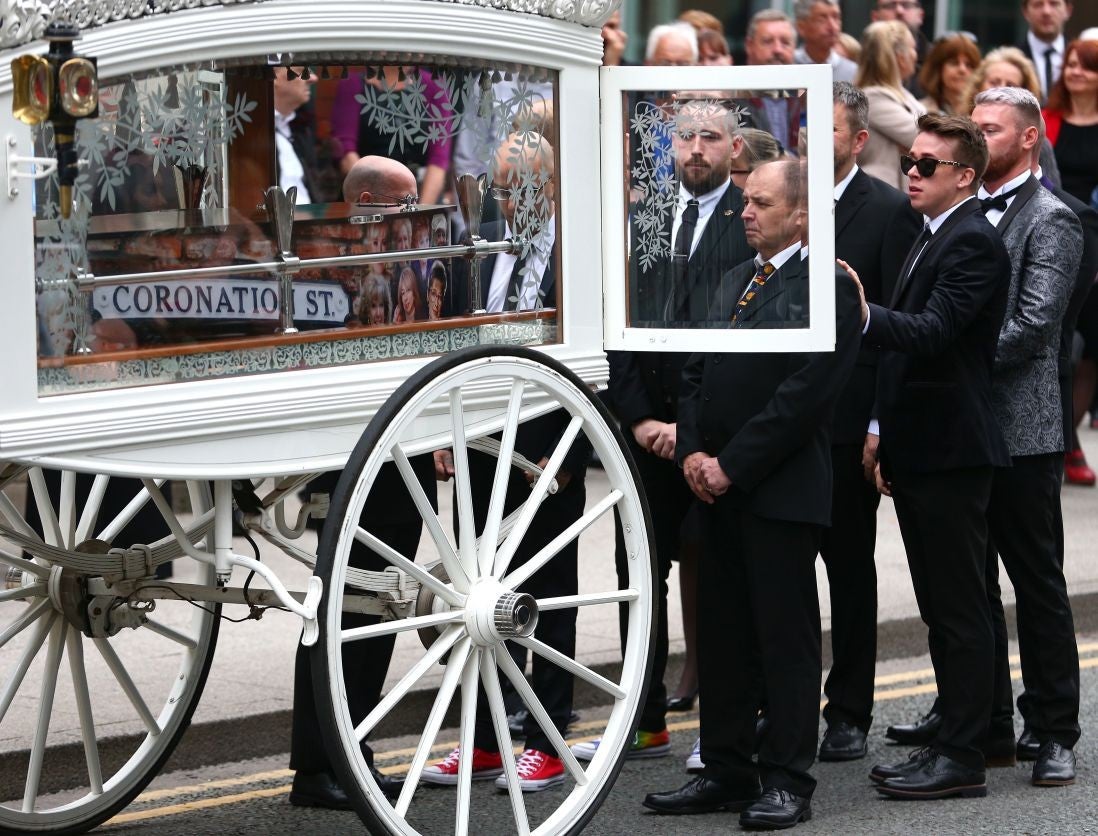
xmin=682 ymin=452 xmax=730 ymax=504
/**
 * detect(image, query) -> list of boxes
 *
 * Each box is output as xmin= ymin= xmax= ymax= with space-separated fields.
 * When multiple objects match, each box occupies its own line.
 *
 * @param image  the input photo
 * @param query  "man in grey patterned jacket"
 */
xmin=971 ymin=86 xmax=1082 ymax=787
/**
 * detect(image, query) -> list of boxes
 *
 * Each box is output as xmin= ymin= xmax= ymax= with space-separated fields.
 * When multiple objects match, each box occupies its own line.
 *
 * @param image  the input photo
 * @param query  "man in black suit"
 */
xmin=817 ymin=83 xmax=923 ymax=763
xmin=857 ymin=114 xmax=1012 ymax=800
xmin=643 ymin=160 xmax=862 ymax=829
xmin=1017 ymin=0 xmax=1073 ymax=102
xmin=606 ymin=98 xmax=753 ymax=759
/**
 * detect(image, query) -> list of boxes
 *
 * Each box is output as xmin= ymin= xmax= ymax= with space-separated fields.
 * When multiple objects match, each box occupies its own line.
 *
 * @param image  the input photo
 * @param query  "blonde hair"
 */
xmin=961 ymin=46 xmax=1041 ymax=115
xmin=855 ymin=20 xmax=911 ymax=95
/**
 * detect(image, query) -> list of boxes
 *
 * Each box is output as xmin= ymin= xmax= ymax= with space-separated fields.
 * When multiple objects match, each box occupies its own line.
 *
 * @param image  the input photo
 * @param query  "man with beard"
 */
xmin=599 ymin=98 xmax=752 ymax=766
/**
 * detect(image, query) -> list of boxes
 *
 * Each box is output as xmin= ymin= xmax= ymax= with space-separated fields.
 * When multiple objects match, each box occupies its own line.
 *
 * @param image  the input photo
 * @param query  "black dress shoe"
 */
xmin=371 ymin=766 xmax=403 ymax=801
xmin=289 ymin=771 xmax=352 ymax=810
xmin=819 ymin=722 xmax=868 ymax=762
xmin=869 ymin=746 xmax=933 ymax=784
xmin=1016 ymin=728 xmax=1040 ymax=761
xmin=884 ymin=710 xmax=942 ymax=746
xmin=642 ymin=776 xmax=761 ymax=815
xmin=1032 ymin=741 xmax=1076 ymax=786
xmin=739 ymin=787 xmax=812 ymax=830
xmin=666 ymin=691 xmax=697 ymax=712
xmin=875 ymin=751 xmax=986 ymax=799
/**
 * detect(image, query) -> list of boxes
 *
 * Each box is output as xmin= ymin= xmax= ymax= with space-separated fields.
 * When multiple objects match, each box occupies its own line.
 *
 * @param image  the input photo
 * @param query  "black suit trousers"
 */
xmin=696 ymin=503 xmax=822 ymax=799
xmin=889 ymin=466 xmax=994 ymax=770
xmin=290 ymin=469 xmax=425 ymax=774
xmin=614 ymin=434 xmax=696 ymax=733
xmin=468 ymin=450 xmax=582 ymax=758
xmin=986 ymin=454 xmax=1080 ymax=747
xmin=819 ymin=443 xmax=880 ymax=731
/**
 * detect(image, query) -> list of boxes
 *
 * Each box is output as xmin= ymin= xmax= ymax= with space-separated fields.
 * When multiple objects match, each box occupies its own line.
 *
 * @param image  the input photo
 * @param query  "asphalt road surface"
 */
xmin=69 ymin=629 xmax=1098 ymax=835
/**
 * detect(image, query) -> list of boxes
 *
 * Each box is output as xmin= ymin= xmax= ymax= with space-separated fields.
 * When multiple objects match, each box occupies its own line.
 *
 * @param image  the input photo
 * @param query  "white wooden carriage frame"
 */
xmin=0 ymin=2 xmax=837 ymax=834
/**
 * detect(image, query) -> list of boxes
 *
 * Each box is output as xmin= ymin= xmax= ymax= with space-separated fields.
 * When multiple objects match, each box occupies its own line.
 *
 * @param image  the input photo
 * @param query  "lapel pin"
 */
xmin=723 ymin=209 xmax=735 ymax=216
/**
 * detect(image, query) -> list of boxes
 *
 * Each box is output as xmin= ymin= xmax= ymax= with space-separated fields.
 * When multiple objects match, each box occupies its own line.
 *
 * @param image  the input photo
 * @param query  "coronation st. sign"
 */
xmin=92 ymin=278 xmax=350 ymax=323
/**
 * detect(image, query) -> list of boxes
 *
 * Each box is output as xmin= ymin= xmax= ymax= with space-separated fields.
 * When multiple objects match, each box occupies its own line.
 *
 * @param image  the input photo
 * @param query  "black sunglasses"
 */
xmin=900 ymin=154 xmax=971 ymax=178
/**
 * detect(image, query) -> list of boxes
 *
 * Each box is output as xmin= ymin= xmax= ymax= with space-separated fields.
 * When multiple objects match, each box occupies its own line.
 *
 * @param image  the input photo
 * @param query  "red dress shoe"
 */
xmin=1064 ymin=450 xmax=1096 ymax=486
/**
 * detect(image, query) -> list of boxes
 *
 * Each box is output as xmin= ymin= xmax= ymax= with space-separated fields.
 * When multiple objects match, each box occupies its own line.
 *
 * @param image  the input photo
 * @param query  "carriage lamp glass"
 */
xmin=11 ymin=54 xmax=52 ymax=125
xmin=58 ymin=57 xmax=98 ymax=118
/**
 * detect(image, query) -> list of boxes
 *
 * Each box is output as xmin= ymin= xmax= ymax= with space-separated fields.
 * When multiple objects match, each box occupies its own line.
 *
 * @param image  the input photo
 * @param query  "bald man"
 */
xmin=342 ymin=155 xmax=417 ymax=205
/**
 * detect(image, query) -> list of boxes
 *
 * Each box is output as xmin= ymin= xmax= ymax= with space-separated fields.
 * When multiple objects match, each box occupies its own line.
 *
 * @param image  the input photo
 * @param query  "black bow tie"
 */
xmin=980 ymin=183 xmax=1024 ymax=214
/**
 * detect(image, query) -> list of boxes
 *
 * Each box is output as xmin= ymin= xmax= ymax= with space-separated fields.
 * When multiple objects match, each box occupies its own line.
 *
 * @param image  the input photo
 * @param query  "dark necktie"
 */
xmin=980 ymin=183 xmax=1025 ymax=215
xmin=666 ymin=198 xmax=700 ymax=319
xmin=1044 ymin=46 xmax=1055 ymax=99
xmin=901 ymin=224 xmax=933 ymax=282
xmin=731 ymin=261 xmax=775 ymax=323
xmin=505 ymin=253 xmax=527 ymax=311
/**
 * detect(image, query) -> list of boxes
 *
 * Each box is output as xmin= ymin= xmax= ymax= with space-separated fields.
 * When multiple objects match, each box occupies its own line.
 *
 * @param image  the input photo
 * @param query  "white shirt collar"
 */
xmin=1028 ymin=30 xmax=1065 ymax=57
xmin=755 ymin=240 xmax=802 ymax=272
xmin=978 ymin=169 xmax=1031 ymax=200
xmin=274 ymin=109 xmax=296 ymax=137
xmin=834 ymin=163 xmax=860 ymax=202
xmin=679 ymin=180 xmax=731 ymax=218
xmin=925 ymin=195 xmax=976 ymax=234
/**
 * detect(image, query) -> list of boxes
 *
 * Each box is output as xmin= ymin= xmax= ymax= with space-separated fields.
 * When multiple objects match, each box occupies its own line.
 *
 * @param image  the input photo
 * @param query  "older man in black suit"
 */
xmin=605 ymin=98 xmax=753 ymax=759
xmin=818 ymin=82 xmax=922 ymax=763
xmin=856 ymin=114 xmax=1012 ymax=800
xmin=643 ymin=160 xmax=861 ymax=830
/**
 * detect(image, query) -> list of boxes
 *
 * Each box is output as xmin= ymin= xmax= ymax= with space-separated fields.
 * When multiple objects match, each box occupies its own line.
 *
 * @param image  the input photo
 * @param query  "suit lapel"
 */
xmin=890 ymin=200 xmax=980 ymax=307
xmin=835 ymin=170 xmax=869 ymax=239
xmin=996 ymin=175 xmax=1040 ymax=232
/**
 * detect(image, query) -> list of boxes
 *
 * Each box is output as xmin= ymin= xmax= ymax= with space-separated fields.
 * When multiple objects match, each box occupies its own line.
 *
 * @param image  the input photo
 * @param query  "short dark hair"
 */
xmin=915 ymin=113 xmax=989 ymax=181
xmin=833 ymin=81 xmax=869 ymax=132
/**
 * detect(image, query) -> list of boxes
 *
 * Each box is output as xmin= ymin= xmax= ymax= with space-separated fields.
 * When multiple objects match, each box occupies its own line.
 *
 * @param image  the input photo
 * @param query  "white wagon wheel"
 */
xmin=0 ymin=474 xmax=219 ymax=834
xmin=313 ymin=345 xmax=656 ymax=836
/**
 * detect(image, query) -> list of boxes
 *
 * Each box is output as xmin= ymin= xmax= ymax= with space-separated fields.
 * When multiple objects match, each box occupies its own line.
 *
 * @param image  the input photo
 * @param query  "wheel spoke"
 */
xmin=454 ymin=646 xmax=481 ymax=836
xmin=0 ymin=598 xmax=52 ymax=650
xmin=0 ymin=490 xmax=45 ymax=543
xmin=98 ymin=479 xmax=164 ymax=544
xmin=493 ymin=415 xmax=584 ymax=579
xmin=538 ymin=589 xmax=641 ymax=610
xmin=342 ymin=610 xmax=463 ymax=643
xmin=0 ymin=582 xmax=47 ymax=603
xmin=477 ymin=379 xmax=525 ymax=578
xmin=66 ymin=628 xmax=104 ymax=796
xmin=143 ymin=618 xmax=199 ymax=650
xmin=24 ymin=619 xmax=66 ymax=812
xmin=392 ymin=443 xmax=469 ymax=593
xmin=0 ymin=549 xmax=51 ymax=581
xmin=354 ymin=624 xmax=464 ymax=741
xmin=0 ymin=611 xmax=56 ymax=725
xmin=396 ymin=638 xmax=472 ymax=817
xmin=494 ymin=644 xmax=587 ymax=785
xmin=28 ymin=468 xmax=63 ymax=548
xmin=75 ymin=474 xmax=110 ymax=546
xmin=94 ymin=637 xmax=162 ymax=735
xmin=353 ymin=526 xmax=463 ymax=607
xmin=59 ymin=471 xmax=76 ymax=549
xmin=515 ymin=636 xmax=626 ymax=700
xmin=448 ymin=388 xmax=480 ymax=582
xmin=479 ymin=649 xmax=530 ymax=836
xmin=504 ymin=490 xmax=623 ymax=591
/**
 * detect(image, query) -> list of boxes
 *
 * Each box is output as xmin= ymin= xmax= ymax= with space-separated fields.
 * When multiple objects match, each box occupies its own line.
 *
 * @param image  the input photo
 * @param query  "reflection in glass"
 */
xmin=624 ymin=88 xmax=810 ymax=331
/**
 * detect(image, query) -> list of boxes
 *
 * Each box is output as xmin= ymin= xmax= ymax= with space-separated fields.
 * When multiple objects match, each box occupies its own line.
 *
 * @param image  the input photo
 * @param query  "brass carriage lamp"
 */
xmin=10 ymin=22 xmax=98 ymax=218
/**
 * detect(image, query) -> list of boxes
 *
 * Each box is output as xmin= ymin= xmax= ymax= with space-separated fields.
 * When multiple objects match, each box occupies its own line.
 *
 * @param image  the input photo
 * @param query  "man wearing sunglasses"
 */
xmin=856 ymin=114 xmax=1012 ymax=800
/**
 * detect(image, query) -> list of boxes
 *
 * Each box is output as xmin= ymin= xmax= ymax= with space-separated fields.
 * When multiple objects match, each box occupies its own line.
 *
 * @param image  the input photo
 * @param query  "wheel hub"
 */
xmin=464 ymin=579 xmax=539 ymax=646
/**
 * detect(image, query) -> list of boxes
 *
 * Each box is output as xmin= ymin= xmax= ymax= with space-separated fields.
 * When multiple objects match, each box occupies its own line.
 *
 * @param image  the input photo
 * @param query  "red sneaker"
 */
xmin=495 ymin=748 xmax=566 ymax=792
xmin=1065 ymin=450 xmax=1096 ymax=486
xmin=421 ymin=747 xmax=504 ymax=785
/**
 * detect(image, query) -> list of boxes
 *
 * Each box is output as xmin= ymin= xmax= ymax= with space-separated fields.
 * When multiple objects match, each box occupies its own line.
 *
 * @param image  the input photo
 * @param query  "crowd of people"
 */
xmin=273 ymin=1 xmax=1097 ymax=829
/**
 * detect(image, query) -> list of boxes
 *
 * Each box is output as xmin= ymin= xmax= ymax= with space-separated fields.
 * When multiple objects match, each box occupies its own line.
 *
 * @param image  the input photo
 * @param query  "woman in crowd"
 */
xmin=961 ymin=46 xmax=1040 ymax=114
xmin=918 ymin=33 xmax=981 ymax=116
xmin=392 ymin=266 xmax=425 ymax=324
xmin=729 ymin=127 xmax=784 ymax=189
xmin=855 ymin=20 xmax=926 ymax=189
xmin=1045 ymin=38 xmax=1098 ymax=486
xmin=360 ymin=273 xmax=392 ymax=326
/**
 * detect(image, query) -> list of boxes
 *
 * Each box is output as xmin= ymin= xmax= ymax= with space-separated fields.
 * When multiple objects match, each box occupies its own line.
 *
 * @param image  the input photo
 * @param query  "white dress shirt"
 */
xmin=487 ymin=219 xmax=557 ymax=312
xmin=274 ymin=109 xmax=311 ymax=205
xmin=977 ymin=169 xmax=1031 ymax=228
xmin=834 ymin=163 xmax=860 ymax=203
xmin=670 ymin=180 xmax=732 ymax=260
xmin=1028 ymin=31 xmax=1065 ymax=99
